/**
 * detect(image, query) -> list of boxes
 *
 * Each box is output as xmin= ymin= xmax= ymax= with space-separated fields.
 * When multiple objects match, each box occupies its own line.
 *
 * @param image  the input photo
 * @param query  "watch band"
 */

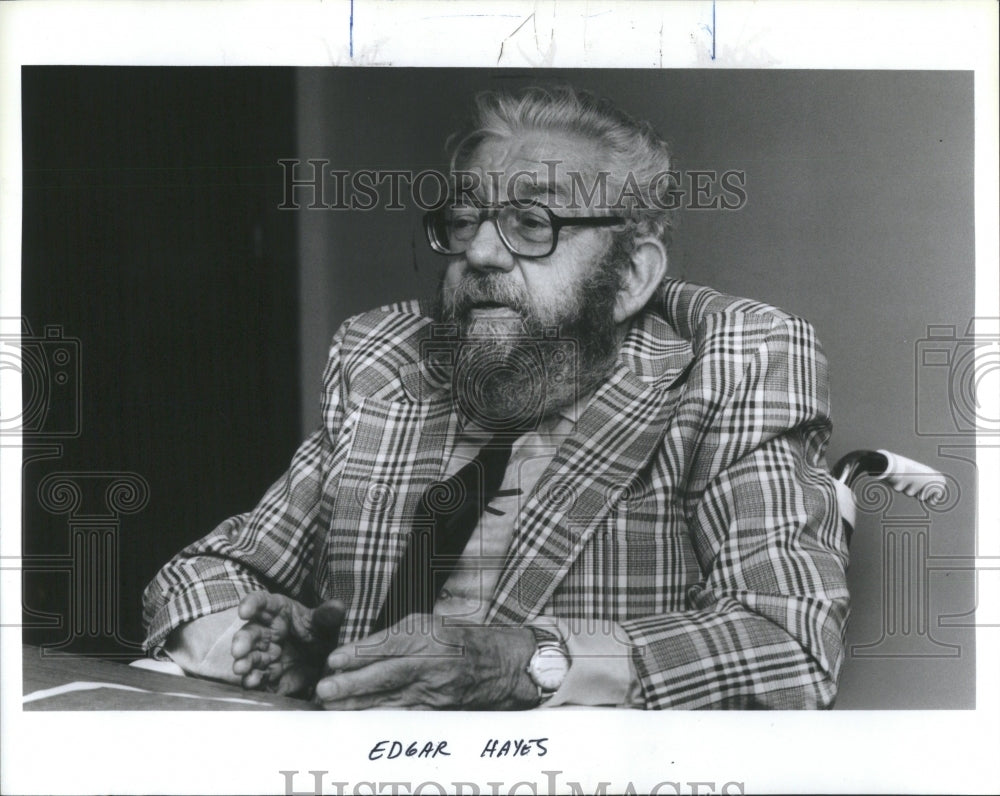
xmin=528 ymin=626 xmax=561 ymax=646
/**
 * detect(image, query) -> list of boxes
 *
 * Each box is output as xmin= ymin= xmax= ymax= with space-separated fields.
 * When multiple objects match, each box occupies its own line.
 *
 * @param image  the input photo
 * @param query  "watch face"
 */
xmin=531 ymin=646 xmax=570 ymax=691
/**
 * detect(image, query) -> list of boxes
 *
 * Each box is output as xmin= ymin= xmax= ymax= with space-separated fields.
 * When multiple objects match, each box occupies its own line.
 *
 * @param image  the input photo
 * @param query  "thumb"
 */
xmin=309 ymin=599 xmax=346 ymax=645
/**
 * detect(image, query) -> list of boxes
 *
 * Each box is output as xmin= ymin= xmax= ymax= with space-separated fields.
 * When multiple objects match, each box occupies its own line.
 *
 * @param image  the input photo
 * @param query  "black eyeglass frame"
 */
xmin=423 ymin=199 xmax=627 ymax=259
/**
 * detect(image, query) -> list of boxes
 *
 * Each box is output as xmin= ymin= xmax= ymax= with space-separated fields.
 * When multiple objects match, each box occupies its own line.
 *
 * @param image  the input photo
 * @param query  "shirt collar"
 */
xmin=453 ymin=389 xmax=593 ymax=446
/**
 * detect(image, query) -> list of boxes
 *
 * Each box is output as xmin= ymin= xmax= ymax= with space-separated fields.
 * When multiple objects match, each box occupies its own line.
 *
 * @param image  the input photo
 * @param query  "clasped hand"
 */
xmin=231 ymin=592 xmax=538 ymax=709
xmin=230 ymin=592 xmax=343 ymax=696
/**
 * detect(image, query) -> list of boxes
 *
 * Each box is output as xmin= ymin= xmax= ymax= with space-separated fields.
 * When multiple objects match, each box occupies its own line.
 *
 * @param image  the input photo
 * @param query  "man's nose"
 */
xmin=463 ymin=217 xmax=516 ymax=272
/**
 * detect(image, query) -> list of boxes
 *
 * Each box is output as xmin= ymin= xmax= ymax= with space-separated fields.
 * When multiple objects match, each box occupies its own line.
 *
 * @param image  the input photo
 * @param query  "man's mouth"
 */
xmin=462 ymin=302 xmax=528 ymax=336
xmin=465 ymin=300 xmax=523 ymax=317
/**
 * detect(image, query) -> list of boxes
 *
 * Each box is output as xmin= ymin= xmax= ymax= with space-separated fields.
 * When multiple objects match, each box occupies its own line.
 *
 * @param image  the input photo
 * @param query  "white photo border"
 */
xmin=2 ymin=2 xmax=998 ymax=794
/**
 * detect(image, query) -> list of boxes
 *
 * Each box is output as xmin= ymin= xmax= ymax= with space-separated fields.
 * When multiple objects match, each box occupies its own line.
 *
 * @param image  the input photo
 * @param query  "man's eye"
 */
xmin=515 ymin=213 xmax=549 ymax=230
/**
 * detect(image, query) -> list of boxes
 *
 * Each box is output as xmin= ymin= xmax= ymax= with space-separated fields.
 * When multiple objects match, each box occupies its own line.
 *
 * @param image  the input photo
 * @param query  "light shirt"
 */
xmin=433 ymin=403 xmax=640 ymax=707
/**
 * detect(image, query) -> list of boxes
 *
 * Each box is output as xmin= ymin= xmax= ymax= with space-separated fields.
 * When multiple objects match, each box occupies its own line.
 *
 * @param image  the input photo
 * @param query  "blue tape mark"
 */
xmin=350 ymin=0 xmax=355 ymax=58
xmin=712 ymin=0 xmax=716 ymax=60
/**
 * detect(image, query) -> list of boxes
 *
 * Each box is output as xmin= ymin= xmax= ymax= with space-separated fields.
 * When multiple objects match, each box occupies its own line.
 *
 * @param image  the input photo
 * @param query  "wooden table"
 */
xmin=21 ymin=644 xmax=317 ymax=710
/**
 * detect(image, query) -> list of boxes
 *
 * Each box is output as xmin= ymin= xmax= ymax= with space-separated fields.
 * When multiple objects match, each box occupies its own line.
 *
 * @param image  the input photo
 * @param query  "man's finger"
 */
xmin=309 ymin=599 xmax=346 ymax=644
xmin=241 ymin=668 xmax=267 ymax=691
xmin=237 ymin=591 xmax=285 ymax=622
xmin=236 ymin=591 xmax=270 ymax=621
xmin=325 ymin=635 xmax=396 ymax=672
xmin=317 ymin=691 xmax=401 ymax=710
xmin=231 ymin=623 xmax=270 ymax=659
xmin=267 ymin=658 xmax=287 ymax=683
xmin=233 ymin=646 xmax=279 ymax=675
xmin=315 ymin=657 xmax=417 ymax=702
xmin=324 ymin=618 xmax=435 ymax=671
xmin=233 ymin=651 xmax=260 ymax=675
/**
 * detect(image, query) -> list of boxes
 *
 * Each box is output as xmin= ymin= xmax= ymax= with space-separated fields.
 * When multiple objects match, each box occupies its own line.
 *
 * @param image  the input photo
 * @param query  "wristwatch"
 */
xmin=525 ymin=626 xmax=571 ymax=704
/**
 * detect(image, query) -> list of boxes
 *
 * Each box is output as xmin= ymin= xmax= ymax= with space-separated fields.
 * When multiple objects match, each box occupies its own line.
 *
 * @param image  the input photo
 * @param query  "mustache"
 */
xmin=440 ymin=272 xmax=532 ymax=319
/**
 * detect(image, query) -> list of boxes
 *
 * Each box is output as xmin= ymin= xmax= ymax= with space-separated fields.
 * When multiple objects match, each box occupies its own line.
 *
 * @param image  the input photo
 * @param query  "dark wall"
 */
xmin=295 ymin=68 xmax=977 ymax=709
xmin=21 ymin=67 xmax=300 ymax=655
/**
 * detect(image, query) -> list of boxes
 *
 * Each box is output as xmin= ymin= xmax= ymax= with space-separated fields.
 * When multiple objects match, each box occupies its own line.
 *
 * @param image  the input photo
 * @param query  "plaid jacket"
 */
xmin=143 ymin=278 xmax=849 ymax=709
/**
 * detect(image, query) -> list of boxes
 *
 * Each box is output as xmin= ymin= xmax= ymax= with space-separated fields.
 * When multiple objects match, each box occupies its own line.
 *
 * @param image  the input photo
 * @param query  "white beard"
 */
xmin=436 ymin=243 xmax=628 ymax=430
xmin=451 ymin=328 xmax=579 ymax=431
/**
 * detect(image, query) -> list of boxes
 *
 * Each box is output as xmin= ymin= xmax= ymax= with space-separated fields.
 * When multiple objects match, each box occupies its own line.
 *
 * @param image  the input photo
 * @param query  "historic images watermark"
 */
xmin=276 ymin=160 xmax=748 ymax=213
xmin=279 ymin=769 xmax=746 ymax=796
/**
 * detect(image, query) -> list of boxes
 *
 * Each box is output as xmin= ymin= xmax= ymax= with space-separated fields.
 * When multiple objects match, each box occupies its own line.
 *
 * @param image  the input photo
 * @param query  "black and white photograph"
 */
xmin=2 ymin=2 xmax=997 ymax=794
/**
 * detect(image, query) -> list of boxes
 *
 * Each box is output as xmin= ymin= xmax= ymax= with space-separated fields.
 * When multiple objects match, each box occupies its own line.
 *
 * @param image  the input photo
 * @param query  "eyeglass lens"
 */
xmin=435 ymin=205 xmax=554 ymax=256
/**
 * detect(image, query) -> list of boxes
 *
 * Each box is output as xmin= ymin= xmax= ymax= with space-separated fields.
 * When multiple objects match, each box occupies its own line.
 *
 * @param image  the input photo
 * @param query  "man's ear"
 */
xmin=614 ymin=235 xmax=668 ymax=324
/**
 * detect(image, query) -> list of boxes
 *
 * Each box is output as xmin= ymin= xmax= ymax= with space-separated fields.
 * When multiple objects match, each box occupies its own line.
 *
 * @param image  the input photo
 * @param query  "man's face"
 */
xmin=435 ymin=129 xmax=627 ymax=429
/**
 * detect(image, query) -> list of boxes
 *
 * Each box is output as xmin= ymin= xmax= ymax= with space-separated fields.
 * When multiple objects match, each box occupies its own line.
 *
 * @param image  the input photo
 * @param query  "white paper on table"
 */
xmin=129 ymin=657 xmax=187 ymax=676
xmin=22 ymin=681 xmax=272 ymax=706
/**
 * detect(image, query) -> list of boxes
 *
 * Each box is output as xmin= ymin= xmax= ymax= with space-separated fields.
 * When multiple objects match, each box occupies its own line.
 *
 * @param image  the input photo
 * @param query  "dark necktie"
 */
xmin=372 ymin=434 xmax=515 ymax=632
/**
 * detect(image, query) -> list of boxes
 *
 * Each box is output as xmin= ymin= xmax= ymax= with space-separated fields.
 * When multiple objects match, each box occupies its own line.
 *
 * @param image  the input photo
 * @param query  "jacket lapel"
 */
xmin=334 ymin=334 xmax=459 ymax=641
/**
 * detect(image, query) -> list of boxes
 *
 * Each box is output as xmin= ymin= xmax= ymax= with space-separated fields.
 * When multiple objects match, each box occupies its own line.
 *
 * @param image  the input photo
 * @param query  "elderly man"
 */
xmin=142 ymin=86 xmax=849 ymax=709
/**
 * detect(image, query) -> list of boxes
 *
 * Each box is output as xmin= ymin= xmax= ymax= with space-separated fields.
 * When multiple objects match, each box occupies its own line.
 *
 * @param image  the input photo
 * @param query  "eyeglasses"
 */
xmin=423 ymin=199 xmax=626 ymax=259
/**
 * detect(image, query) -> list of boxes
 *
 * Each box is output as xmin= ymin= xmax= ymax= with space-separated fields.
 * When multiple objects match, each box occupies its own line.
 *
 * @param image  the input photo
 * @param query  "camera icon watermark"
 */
xmin=914 ymin=318 xmax=1000 ymax=437
xmin=0 ymin=317 xmax=82 ymax=438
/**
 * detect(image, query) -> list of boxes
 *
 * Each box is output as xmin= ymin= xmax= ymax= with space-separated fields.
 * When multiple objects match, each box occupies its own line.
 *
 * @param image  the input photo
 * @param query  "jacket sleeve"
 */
xmin=141 ymin=322 xmax=350 ymax=652
xmin=620 ymin=313 xmax=850 ymax=708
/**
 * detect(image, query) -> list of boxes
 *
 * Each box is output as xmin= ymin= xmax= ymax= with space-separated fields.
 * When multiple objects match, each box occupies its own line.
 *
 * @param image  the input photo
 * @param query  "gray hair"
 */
xmin=447 ymin=85 xmax=677 ymax=249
